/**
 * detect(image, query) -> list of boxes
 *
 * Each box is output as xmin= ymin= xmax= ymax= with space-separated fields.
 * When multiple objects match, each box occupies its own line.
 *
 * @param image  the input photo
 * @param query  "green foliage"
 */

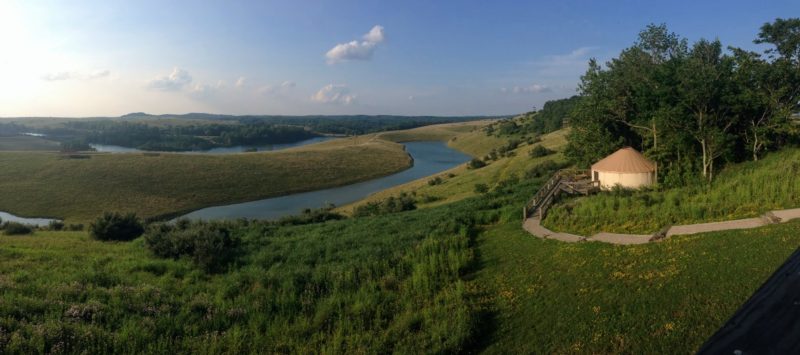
xmin=353 ymin=192 xmax=417 ymax=217
xmin=48 ymin=220 xmax=64 ymax=231
xmin=528 ymin=145 xmax=554 ymax=158
xmin=59 ymin=140 xmax=93 ymax=153
xmin=89 ymin=212 xmax=144 ymax=241
xmin=467 ymin=158 xmax=487 ymax=169
xmin=545 ymin=148 xmax=800 ymax=234
xmin=144 ymin=221 xmax=241 ymax=272
xmin=2 ymin=222 xmax=34 ymax=235
xmin=276 ymin=205 xmax=345 ymax=225
xmin=566 ymin=20 xmax=800 ymax=182
xmin=525 ymin=96 xmax=582 ymax=134
xmin=428 ymin=176 xmax=443 ymax=186
xmin=474 ymin=183 xmax=489 ymax=194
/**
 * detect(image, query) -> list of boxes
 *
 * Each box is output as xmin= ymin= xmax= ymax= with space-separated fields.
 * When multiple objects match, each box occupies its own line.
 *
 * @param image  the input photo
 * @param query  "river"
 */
xmin=0 ymin=211 xmax=59 ymax=227
xmin=89 ymin=136 xmax=338 ymax=154
xmin=177 ymin=141 xmax=471 ymax=221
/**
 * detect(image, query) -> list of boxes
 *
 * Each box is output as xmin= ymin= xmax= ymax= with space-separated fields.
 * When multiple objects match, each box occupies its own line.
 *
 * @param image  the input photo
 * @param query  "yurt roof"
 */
xmin=591 ymin=147 xmax=655 ymax=173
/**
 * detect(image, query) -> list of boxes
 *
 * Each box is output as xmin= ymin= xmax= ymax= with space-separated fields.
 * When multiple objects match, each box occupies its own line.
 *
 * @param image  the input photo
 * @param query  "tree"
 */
xmin=676 ymin=39 xmax=736 ymax=181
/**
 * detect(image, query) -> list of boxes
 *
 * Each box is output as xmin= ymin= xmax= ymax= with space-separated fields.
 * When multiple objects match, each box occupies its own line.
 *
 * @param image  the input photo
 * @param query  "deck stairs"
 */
xmin=523 ymin=169 xmax=599 ymax=220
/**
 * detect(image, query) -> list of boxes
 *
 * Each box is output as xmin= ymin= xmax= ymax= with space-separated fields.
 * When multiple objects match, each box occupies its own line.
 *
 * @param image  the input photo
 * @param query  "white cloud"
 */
xmin=188 ymin=80 xmax=225 ymax=100
xmin=311 ymin=84 xmax=356 ymax=105
xmin=501 ymin=84 xmax=552 ymax=94
xmin=325 ymin=25 xmax=385 ymax=64
xmin=147 ymin=68 xmax=192 ymax=91
xmin=258 ymin=80 xmax=296 ymax=95
xmin=42 ymin=69 xmax=110 ymax=81
xmin=529 ymin=46 xmax=597 ymax=77
xmin=235 ymin=76 xmax=246 ymax=88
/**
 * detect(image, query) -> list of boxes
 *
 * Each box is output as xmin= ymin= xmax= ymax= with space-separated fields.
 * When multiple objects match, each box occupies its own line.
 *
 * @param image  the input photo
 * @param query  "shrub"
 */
xmin=428 ymin=177 xmax=443 ymax=186
xmin=354 ymin=193 xmax=417 ymax=217
xmin=89 ymin=212 xmax=144 ymax=241
xmin=3 ymin=222 xmax=34 ymax=236
xmin=474 ymin=183 xmax=489 ymax=194
xmin=48 ymin=220 xmax=65 ymax=231
xmin=525 ymin=160 xmax=569 ymax=179
xmin=144 ymin=221 xmax=240 ymax=273
xmin=467 ymin=158 xmax=486 ymax=169
xmin=529 ymin=145 xmax=554 ymax=158
xmin=277 ymin=205 xmax=345 ymax=225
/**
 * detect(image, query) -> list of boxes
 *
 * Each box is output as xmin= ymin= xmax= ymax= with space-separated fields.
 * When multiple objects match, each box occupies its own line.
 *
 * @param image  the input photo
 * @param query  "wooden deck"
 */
xmin=523 ymin=169 xmax=599 ymax=220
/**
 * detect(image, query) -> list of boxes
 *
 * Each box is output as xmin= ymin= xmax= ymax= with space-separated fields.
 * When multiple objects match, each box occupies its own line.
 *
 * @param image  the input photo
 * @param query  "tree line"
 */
xmin=565 ymin=18 xmax=800 ymax=185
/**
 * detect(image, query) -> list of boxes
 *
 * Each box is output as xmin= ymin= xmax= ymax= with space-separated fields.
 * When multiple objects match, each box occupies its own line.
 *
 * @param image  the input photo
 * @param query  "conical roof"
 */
xmin=591 ymin=147 xmax=655 ymax=173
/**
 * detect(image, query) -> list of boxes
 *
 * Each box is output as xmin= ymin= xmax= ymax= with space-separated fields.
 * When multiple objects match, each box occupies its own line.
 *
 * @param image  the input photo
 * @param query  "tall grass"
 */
xmin=544 ymin=149 xmax=800 ymax=234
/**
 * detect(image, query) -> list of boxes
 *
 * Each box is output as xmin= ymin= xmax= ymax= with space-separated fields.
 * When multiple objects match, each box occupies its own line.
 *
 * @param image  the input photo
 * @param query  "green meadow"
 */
xmin=0 ymin=138 xmax=410 ymax=223
xmin=1 ymin=118 xmax=799 ymax=353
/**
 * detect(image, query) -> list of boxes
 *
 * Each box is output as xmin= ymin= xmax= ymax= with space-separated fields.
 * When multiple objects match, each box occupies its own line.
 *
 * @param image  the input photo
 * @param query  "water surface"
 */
xmin=178 ymin=141 xmax=470 ymax=221
xmin=90 ymin=136 xmax=337 ymax=154
xmin=0 ymin=211 xmax=60 ymax=227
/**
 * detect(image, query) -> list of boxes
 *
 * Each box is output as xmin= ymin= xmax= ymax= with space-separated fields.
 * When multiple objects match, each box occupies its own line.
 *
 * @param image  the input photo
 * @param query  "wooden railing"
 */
xmin=523 ymin=169 xmax=597 ymax=220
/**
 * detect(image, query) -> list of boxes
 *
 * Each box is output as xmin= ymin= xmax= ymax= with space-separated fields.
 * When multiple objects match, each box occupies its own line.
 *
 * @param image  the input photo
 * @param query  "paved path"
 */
xmin=523 ymin=208 xmax=800 ymax=245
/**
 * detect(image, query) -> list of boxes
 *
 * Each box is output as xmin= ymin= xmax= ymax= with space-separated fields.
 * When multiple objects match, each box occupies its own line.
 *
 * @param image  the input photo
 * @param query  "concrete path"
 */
xmin=523 ymin=208 xmax=800 ymax=245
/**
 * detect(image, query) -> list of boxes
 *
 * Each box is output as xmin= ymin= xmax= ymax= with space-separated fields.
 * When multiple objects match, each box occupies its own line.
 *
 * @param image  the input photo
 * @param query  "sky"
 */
xmin=0 ymin=0 xmax=797 ymax=117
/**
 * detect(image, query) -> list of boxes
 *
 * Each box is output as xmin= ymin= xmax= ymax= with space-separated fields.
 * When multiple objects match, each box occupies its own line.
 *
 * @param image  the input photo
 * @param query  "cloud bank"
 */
xmin=147 ymin=68 xmax=192 ymax=91
xmin=501 ymin=84 xmax=552 ymax=94
xmin=325 ymin=25 xmax=385 ymax=64
xmin=42 ymin=69 xmax=110 ymax=81
xmin=311 ymin=84 xmax=356 ymax=104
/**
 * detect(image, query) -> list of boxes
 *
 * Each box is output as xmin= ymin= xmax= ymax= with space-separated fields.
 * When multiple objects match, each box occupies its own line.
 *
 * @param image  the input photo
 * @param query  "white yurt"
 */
xmin=591 ymin=147 xmax=656 ymax=190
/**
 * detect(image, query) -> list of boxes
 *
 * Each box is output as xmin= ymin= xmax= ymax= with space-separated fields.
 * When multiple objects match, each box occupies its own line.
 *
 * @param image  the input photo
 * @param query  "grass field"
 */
xmin=472 ymin=218 xmax=800 ymax=354
xmin=0 ymin=136 xmax=60 ymax=151
xmin=2 ymin=115 xmax=799 ymax=353
xmin=0 ymin=138 xmax=410 ymax=222
xmin=544 ymin=148 xmax=800 ymax=235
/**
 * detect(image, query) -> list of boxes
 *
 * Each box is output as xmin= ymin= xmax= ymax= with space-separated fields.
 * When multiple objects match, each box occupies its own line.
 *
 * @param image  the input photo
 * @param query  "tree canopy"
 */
xmin=565 ymin=20 xmax=800 ymax=185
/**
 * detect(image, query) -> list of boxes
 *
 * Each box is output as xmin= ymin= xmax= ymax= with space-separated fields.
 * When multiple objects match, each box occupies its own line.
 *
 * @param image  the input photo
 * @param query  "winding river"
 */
xmin=0 ymin=140 xmax=470 ymax=225
xmin=89 ymin=136 xmax=338 ymax=154
xmin=177 ymin=141 xmax=471 ymax=221
xmin=0 ymin=211 xmax=59 ymax=227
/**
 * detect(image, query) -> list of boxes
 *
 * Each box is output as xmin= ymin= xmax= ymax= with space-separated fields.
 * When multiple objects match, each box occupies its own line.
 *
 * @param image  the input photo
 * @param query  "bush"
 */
xmin=144 ymin=221 xmax=240 ymax=273
xmin=467 ymin=158 xmax=487 ymax=169
xmin=529 ymin=145 xmax=554 ymax=158
xmin=89 ymin=212 xmax=144 ymax=241
xmin=525 ymin=160 xmax=569 ymax=179
xmin=474 ymin=183 xmax=489 ymax=194
xmin=354 ymin=193 xmax=417 ymax=217
xmin=48 ymin=220 xmax=65 ymax=231
xmin=2 ymin=222 xmax=34 ymax=236
xmin=428 ymin=177 xmax=443 ymax=186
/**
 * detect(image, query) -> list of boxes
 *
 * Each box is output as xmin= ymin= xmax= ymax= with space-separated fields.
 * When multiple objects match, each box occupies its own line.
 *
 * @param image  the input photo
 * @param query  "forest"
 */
xmin=565 ymin=18 xmax=800 ymax=185
xmin=67 ymin=121 xmax=317 ymax=151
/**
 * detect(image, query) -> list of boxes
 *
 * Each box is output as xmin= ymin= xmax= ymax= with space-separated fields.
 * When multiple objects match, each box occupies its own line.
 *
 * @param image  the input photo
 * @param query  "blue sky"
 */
xmin=0 ymin=0 xmax=797 ymax=117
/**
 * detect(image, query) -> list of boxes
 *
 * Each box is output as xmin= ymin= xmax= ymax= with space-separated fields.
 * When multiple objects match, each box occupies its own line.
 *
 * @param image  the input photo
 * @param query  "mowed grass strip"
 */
xmin=473 ymin=218 xmax=800 ymax=354
xmin=0 ymin=139 xmax=410 ymax=222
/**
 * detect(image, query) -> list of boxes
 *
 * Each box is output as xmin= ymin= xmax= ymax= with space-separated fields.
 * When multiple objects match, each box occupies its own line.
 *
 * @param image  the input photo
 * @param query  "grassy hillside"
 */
xmin=1 ymin=163 xmax=796 ymax=353
xmin=2 ymin=114 xmax=798 ymax=353
xmin=544 ymin=148 xmax=800 ymax=235
xmin=0 ymin=136 xmax=60 ymax=151
xmin=0 ymin=195 xmax=491 ymax=353
xmin=340 ymin=126 xmax=568 ymax=214
xmin=0 ymin=138 xmax=410 ymax=222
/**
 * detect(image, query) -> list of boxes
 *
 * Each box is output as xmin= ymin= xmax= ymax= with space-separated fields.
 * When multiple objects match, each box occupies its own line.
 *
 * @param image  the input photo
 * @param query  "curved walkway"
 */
xmin=523 ymin=208 xmax=800 ymax=245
